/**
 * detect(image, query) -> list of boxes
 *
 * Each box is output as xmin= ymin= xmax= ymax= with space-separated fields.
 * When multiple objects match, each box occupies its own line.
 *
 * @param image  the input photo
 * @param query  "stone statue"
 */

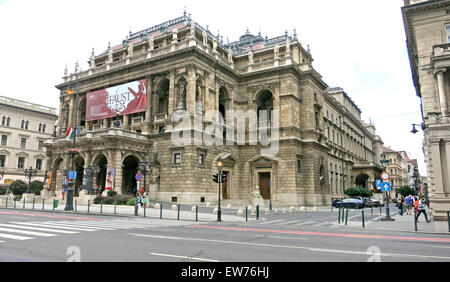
xmin=177 ymin=82 xmax=186 ymax=109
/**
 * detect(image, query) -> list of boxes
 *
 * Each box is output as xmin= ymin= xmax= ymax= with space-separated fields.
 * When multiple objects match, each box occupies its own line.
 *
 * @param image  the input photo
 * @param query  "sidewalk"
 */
xmin=342 ymin=209 xmax=450 ymax=235
xmin=0 ymin=199 xmax=257 ymax=223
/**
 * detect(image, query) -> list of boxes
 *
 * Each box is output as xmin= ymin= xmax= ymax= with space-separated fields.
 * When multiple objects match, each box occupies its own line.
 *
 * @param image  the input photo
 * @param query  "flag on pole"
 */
xmin=65 ymin=127 xmax=74 ymax=140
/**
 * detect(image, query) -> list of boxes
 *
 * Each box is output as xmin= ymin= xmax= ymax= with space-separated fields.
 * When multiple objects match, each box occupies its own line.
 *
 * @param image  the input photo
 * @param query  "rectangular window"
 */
xmin=173 ymin=152 xmax=181 ymax=165
xmin=0 ymin=155 xmax=5 ymax=168
xmin=21 ymin=137 xmax=27 ymax=149
xmin=297 ymin=156 xmax=302 ymax=172
xmin=38 ymin=140 xmax=44 ymax=151
xmin=446 ymin=24 xmax=450 ymax=43
xmin=198 ymin=153 xmax=204 ymax=166
xmin=36 ymin=159 xmax=43 ymax=171
xmin=18 ymin=157 xmax=25 ymax=169
xmin=1 ymin=135 xmax=7 ymax=146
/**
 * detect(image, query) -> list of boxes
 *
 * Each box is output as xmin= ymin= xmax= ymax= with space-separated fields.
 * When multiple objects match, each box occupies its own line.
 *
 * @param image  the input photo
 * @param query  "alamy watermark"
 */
xmin=171 ymin=102 xmax=280 ymax=155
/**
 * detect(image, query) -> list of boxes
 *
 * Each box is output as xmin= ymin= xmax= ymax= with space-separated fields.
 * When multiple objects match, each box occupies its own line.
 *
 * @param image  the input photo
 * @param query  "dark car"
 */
xmin=335 ymin=198 xmax=365 ymax=209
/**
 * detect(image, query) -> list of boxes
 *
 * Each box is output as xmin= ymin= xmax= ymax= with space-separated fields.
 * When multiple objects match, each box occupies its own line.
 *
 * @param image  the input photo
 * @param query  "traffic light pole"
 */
xmin=217 ymin=167 xmax=222 ymax=222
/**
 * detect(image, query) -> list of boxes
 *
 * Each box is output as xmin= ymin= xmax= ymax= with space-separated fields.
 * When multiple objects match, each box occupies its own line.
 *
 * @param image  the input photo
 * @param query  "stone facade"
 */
xmin=402 ymin=0 xmax=450 ymax=220
xmin=0 ymin=95 xmax=57 ymax=186
xmin=44 ymin=13 xmax=384 ymax=206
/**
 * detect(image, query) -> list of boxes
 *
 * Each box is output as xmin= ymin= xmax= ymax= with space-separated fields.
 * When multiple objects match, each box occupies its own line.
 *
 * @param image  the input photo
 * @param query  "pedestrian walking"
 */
xmin=397 ymin=196 xmax=404 ymax=215
xmin=405 ymin=195 xmax=413 ymax=215
xmin=415 ymin=196 xmax=431 ymax=223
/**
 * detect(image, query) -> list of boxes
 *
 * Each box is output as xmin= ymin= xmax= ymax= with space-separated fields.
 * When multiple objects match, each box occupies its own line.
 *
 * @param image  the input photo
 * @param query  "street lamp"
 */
xmin=24 ymin=167 xmax=38 ymax=193
xmin=217 ymin=157 xmax=223 ymax=222
xmin=410 ymin=123 xmax=426 ymax=134
xmin=380 ymin=156 xmax=394 ymax=222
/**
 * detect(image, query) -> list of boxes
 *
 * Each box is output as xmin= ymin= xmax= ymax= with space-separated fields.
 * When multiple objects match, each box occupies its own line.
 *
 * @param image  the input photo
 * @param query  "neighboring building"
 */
xmin=381 ymin=147 xmax=410 ymax=196
xmin=0 ymin=95 xmax=58 ymax=186
xmin=44 ymin=12 xmax=384 ymax=206
xmin=402 ymin=0 xmax=450 ymax=220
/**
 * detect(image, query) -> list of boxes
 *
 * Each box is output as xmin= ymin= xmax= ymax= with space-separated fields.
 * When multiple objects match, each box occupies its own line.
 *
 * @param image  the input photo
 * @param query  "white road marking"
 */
xmin=0 ymin=233 xmax=33 ymax=240
xmin=278 ymin=220 xmax=303 ymax=225
xmin=11 ymin=222 xmax=96 ymax=232
xmin=311 ymin=221 xmax=332 ymax=227
xmin=266 ymin=236 xmax=307 ymax=240
xmin=291 ymin=221 xmax=317 ymax=226
xmin=0 ymin=227 xmax=56 ymax=237
xmin=41 ymin=222 xmax=115 ymax=230
xmin=258 ymin=219 xmax=285 ymax=225
xmin=432 ymin=246 xmax=450 ymax=249
xmin=149 ymin=252 xmax=219 ymax=262
xmin=0 ymin=224 xmax=79 ymax=234
xmin=128 ymin=233 xmax=450 ymax=260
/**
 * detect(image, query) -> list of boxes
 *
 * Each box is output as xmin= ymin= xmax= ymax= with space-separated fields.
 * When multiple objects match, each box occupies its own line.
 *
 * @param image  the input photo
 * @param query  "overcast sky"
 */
xmin=0 ymin=0 xmax=427 ymax=175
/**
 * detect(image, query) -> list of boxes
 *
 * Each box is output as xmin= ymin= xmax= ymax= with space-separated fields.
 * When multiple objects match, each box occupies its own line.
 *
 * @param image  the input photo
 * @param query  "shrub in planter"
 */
xmin=9 ymin=180 xmax=28 ymax=195
xmin=344 ymin=186 xmax=373 ymax=198
xmin=94 ymin=196 xmax=105 ymax=205
xmin=107 ymin=190 xmax=117 ymax=197
xmin=126 ymin=198 xmax=136 ymax=206
xmin=29 ymin=180 xmax=44 ymax=195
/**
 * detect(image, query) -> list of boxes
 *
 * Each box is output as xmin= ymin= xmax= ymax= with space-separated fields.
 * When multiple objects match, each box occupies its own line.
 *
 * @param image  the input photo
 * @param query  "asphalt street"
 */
xmin=0 ymin=207 xmax=449 ymax=263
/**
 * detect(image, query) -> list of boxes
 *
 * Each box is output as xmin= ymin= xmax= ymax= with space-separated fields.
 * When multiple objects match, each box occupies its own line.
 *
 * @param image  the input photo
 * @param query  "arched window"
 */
xmin=21 ymin=120 xmax=24 ymax=129
xmin=25 ymin=121 xmax=29 ymax=130
xmin=256 ymin=90 xmax=273 ymax=126
xmin=42 ymin=124 xmax=46 ymax=133
xmin=38 ymin=123 xmax=42 ymax=132
xmin=1 ymin=116 xmax=5 ymax=126
xmin=157 ymin=79 xmax=169 ymax=114
xmin=6 ymin=117 xmax=10 ymax=126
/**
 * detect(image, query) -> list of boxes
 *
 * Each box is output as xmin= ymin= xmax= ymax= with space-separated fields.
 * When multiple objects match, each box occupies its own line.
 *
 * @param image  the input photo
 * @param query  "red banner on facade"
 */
xmin=86 ymin=79 xmax=147 ymax=121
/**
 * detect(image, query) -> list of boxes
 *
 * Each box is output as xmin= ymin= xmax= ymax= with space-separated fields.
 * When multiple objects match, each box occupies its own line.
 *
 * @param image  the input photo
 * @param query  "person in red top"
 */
xmin=413 ymin=197 xmax=419 ymax=215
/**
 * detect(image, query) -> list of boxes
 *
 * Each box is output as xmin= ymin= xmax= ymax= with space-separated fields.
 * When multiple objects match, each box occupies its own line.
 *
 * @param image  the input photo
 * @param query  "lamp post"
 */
xmin=410 ymin=123 xmax=426 ymax=134
xmin=65 ymin=86 xmax=80 ymax=211
xmin=217 ymin=157 xmax=223 ymax=222
xmin=139 ymin=160 xmax=149 ymax=195
xmin=380 ymin=156 xmax=394 ymax=221
xmin=24 ymin=167 xmax=38 ymax=193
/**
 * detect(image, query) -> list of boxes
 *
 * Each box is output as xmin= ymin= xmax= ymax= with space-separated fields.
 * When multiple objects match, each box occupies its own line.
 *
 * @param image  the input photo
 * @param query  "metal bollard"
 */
xmin=414 ymin=213 xmax=418 ymax=231
xmin=338 ymin=208 xmax=341 ymax=224
xmin=144 ymin=204 xmax=146 ymax=217
xmin=447 ymin=211 xmax=450 ymax=233
xmin=32 ymin=198 xmax=35 ymax=210
xmin=5 ymin=198 xmax=8 ymax=209
xmin=342 ymin=207 xmax=345 ymax=222
xmin=177 ymin=205 xmax=180 ymax=220
xmin=101 ymin=202 xmax=103 ymax=214
xmin=345 ymin=208 xmax=349 ymax=225
xmin=88 ymin=200 xmax=90 ymax=213
xmin=246 ymin=206 xmax=248 ymax=222
xmin=160 ymin=204 xmax=163 ymax=219
xmin=23 ymin=198 xmax=25 ymax=209
xmin=52 ymin=199 xmax=55 ymax=211
xmin=196 ymin=206 xmax=198 ymax=222
xmin=75 ymin=200 xmax=77 ymax=212
xmin=114 ymin=202 xmax=117 ymax=214
xmin=380 ymin=205 xmax=382 ymax=214
xmin=362 ymin=210 xmax=365 ymax=228
xmin=14 ymin=199 xmax=16 ymax=209
xmin=42 ymin=199 xmax=45 ymax=210
xmin=256 ymin=205 xmax=260 ymax=220
xmin=371 ymin=206 xmax=373 ymax=215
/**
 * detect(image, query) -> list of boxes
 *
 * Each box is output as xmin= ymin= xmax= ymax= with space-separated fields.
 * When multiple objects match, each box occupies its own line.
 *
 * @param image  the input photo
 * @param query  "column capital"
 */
xmin=434 ymin=68 xmax=447 ymax=75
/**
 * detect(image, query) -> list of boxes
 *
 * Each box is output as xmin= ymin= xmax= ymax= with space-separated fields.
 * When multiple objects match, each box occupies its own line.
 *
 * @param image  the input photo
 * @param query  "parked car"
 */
xmin=363 ymin=198 xmax=381 ymax=208
xmin=335 ymin=198 xmax=365 ymax=209
xmin=331 ymin=199 xmax=342 ymax=208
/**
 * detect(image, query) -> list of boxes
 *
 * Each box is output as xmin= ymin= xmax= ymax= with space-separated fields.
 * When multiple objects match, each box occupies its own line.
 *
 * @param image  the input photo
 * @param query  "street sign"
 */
xmin=376 ymin=179 xmax=382 ymax=187
xmin=135 ymin=172 xmax=142 ymax=181
xmin=381 ymin=182 xmax=391 ymax=192
xmin=381 ymin=172 xmax=390 ymax=181
xmin=68 ymin=170 xmax=77 ymax=180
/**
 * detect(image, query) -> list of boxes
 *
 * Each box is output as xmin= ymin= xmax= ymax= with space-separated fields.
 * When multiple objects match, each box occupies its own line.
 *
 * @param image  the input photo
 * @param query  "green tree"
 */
xmin=344 ymin=186 xmax=373 ymax=198
xmin=29 ymin=180 xmax=44 ymax=195
xmin=396 ymin=186 xmax=415 ymax=197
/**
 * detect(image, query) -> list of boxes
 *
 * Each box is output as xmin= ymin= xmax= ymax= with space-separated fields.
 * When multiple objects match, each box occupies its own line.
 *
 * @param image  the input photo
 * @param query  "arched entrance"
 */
xmin=95 ymin=155 xmax=107 ymax=193
xmin=73 ymin=156 xmax=84 ymax=196
xmin=122 ymin=155 xmax=139 ymax=195
xmin=355 ymin=174 xmax=369 ymax=188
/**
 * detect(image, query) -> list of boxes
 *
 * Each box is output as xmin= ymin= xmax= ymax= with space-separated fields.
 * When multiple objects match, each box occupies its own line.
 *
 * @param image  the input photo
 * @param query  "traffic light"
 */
xmin=221 ymin=172 xmax=227 ymax=183
xmin=213 ymin=173 xmax=219 ymax=183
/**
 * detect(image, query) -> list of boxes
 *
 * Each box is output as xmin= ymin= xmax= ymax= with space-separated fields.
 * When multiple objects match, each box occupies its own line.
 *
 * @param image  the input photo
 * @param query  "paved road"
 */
xmin=0 ymin=208 xmax=449 ymax=263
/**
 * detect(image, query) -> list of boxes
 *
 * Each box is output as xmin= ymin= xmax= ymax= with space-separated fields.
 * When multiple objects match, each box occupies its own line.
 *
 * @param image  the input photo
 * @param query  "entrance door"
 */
xmin=258 ymin=172 xmax=271 ymax=200
xmin=222 ymin=171 xmax=229 ymax=199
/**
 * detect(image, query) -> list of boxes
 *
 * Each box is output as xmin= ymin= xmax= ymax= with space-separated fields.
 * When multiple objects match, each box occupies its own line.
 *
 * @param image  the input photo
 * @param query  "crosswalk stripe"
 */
xmin=11 ymin=222 xmax=97 ymax=232
xmin=291 ymin=221 xmax=317 ymax=226
xmin=41 ymin=222 xmax=116 ymax=230
xmin=311 ymin=222 xmax=332 ymax=227
xmin=0 ymin=224 xmax=79 ymax=234
xmin=278 ymin=220 xmax=302 ymax=225
xmin=50 ymin=221 xmax=150 ymax=229
xmin=0 ymin=233 xmax=33 ymax=240
xmin=0 ymin=227 xmax=56 ymax=237
xmin=258 ymin=219 xmax=285 ymax=225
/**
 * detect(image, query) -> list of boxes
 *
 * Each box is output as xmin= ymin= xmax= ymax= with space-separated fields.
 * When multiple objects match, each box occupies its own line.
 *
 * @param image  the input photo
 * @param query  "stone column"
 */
xmin=167 ymin=70 xmax=176 ymax=131
xmin=436 ymin=68 xmax=447 ymax=115
xmin=122 ymin=114 xmax=129 ymax=128
xmin=145 ymin=77 xmax=153 ymax=122
xmin=186 ymin=66 xmax=196 ymax=114
xmin=114 ymin=150 xmax=123 ymax=194
xmin=430 ymin=141 xmax=444 ymax=194
xmin=68 ymin=96 xmax=75 ymax=128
